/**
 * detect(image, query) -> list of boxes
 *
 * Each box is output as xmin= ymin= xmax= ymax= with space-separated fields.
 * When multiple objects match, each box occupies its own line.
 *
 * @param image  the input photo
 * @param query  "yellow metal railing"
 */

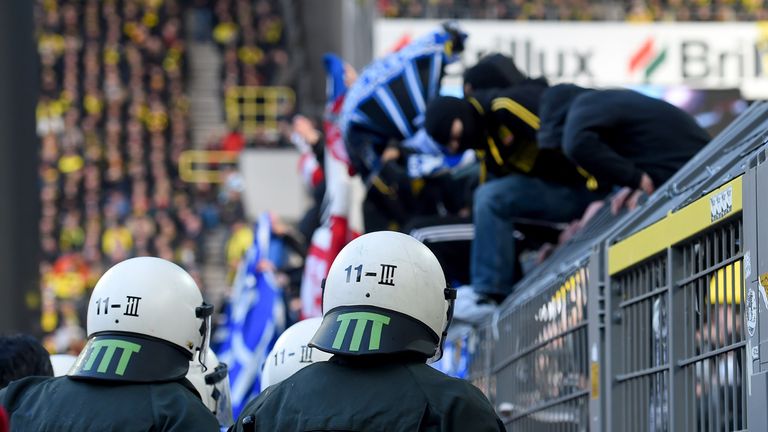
xmin=224 ymin=86 xmax=295 ymax=136
xmin=608 ymin=176 xmax=743 ymax=275
xmin=179 ymin=150 xmax=240 ymax=183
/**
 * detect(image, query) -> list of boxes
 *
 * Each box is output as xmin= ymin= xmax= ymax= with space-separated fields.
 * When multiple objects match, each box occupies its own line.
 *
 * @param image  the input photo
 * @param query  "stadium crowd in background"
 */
xmin=34 ymin=0 xmax=299 ymax=357
xmin=377 ymin=0 xmax=601 ymax=20
xmin=376 ymin=0 xmax=768 ymax=20
xmin=37 ymin=0 xmax=216 ymax=354
xmin=377 ymin=0 xmax=768 ymax=22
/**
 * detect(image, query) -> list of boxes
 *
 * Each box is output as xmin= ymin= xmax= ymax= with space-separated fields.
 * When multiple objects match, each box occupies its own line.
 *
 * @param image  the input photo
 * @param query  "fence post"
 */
xmin=668 ymin=246 xmax=686 ymax=431
xmin=746 ymin=148 xmax=768 ymax=431
xmin=587 ymin=246 xmax=605 ymax=432
xmin=603 ymin=237 xmax=619 ymax=432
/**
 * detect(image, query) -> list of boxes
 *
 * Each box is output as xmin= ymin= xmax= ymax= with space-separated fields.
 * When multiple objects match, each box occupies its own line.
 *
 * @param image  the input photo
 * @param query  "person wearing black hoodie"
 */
xmin=538 ymin=84 xmax=710 ymax=212
xmin=424 ymin=79 xmax=606 ymax=321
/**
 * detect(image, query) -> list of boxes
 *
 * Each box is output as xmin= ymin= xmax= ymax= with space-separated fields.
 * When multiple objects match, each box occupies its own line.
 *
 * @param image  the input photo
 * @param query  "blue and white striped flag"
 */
xmin=213 ymin=213 xmax=286 ymax=418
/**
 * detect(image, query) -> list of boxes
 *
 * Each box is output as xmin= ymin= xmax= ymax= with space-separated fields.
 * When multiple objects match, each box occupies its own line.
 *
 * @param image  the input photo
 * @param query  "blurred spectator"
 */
xmin=221 ymin=127 xmax=246 ymax=153
xmin=0 ymin=335 xmax=53 ymax=390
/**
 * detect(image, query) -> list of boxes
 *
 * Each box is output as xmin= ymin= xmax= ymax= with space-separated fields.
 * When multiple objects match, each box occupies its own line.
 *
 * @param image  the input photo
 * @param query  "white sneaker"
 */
xmin=452 ymin=286 xmax=497 ymax=325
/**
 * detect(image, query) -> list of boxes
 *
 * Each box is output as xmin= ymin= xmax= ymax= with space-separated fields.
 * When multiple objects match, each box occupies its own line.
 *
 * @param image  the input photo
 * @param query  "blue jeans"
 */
xmin=471 ymin=175 xmax=604 ymax=298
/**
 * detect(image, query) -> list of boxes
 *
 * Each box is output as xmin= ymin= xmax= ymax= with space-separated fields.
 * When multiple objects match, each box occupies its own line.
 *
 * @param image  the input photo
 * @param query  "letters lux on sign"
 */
xmin=82 ymin=339 xmax=141 ymax=376
xmin=332 ymin=312 xmax=391 ymax=352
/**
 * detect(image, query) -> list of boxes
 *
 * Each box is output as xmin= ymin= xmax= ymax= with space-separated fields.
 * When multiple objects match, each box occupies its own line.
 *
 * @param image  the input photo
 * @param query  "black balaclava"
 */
xmin=463 ymin=53 xmax=526 ymax=92
xmin=537 ymin=83 xmax=593 ymax=150
xmin=424 ymin=96 xmax=481 ymax=153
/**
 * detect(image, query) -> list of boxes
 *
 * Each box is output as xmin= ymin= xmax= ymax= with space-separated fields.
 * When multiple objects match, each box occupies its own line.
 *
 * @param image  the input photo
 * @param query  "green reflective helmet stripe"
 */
xmin=69 ymin=333 xmax=191 ymax=383
xmin=310 ymin=306 xmax=440 ymax=358
xmin=332 ymin=312 xmax=391 ymax=351
xmin=82 ymin=339 xmax=142 ymax=376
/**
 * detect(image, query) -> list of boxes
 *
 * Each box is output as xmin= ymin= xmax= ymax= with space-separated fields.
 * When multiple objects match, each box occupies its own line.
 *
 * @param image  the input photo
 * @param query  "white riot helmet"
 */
xmin=187 ymin=348 xmax=233 ymax=427
xmin=50 ymin=354 xmax=77 ymax=377
xmin=261 ymin=317 xmax=332 ymax=391
xmin=309 ymin=231 xmax=456 ymax=361
xmin=69 ymin=257 xmax=214 ymax=382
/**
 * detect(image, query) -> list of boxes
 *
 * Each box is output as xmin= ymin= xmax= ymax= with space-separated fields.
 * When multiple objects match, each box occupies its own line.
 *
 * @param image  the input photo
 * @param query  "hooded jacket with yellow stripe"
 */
xmin=467 ymin=79 xmax=595 ymax=188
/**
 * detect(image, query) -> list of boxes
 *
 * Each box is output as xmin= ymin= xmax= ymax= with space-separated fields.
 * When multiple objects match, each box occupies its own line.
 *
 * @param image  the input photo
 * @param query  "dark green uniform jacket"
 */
xmin=232 ymin=356 xmax=505 ymax=432
xmin=0 ymin=376 xmax=219 ymax=431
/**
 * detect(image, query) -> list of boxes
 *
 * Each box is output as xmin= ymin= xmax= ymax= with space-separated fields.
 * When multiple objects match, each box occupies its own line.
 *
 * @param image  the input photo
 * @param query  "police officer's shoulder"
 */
xmin=149 ymin=378 xmax=205 ymax=399
xmin=231 ymin=385 xmax=278 ymax=432
xmin=243 ymin=382 xmax=275 ymax=412
xmin=0 ymin=376 xmax=60 ymax=402
xmin=405 ymin=364 xmax=504 ymax=431
xmin=252 ymin=359 xmax=325 ymax=404
xmin=147 ymin=380 xmax=220 ymax=430
xmin=235 ymin=360 xmax=327 ymax=426
xmin=0 ymin=375 xmax=59 ymax=408
xmin=406 ymin=363 xmax=496 ymax=409
xmin=236 ymin=372 xmax=291 ymax=419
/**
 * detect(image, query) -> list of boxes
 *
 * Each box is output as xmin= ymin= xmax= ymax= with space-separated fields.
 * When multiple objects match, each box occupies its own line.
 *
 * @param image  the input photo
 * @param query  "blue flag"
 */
xmin=213 ymin=213 xmax=286 ymax=418
xmin=339 ymin=25 xmax=465 ymax=142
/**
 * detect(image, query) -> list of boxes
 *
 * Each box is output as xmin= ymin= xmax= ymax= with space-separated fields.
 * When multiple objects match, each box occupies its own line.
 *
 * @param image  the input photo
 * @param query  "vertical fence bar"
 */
xmin=669 ymin=246 xmax=683 ymax=432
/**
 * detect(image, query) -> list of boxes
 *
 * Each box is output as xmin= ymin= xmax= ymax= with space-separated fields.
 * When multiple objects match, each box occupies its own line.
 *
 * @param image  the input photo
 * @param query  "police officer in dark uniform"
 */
xmin=232 ymin=231 xmax=504 ymax=431
xmin=0 ymin=257 xmax=220 ymax=431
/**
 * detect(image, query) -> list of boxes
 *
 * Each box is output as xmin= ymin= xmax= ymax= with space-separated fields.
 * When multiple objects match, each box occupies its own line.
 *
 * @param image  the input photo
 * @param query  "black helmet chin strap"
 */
xmin=435 ymin=285 xmax=457 ymax=361
xmin=320 ymin=278 xmax=327 ymax=312
xmin=195 ymin=302 xmax=215 ymax=372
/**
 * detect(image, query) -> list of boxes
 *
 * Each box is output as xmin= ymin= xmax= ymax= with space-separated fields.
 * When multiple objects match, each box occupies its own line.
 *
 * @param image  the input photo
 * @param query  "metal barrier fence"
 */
xmin=610 ymin=254 xmax=671 ymax=432
xmin=468 ymin=323 xmax=495 ymax=404
xmin=446 ymin=102 xmax=768 ymax=431
xmin=495 ymin=267 xmax=590 ymax=431
xmin=606 ymin=174 xmax=746 ymax=432
xmin=607 ymin=213 xmax=746 ymax=432
xmin=677 ymin=221 xmax=746 ymax=432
